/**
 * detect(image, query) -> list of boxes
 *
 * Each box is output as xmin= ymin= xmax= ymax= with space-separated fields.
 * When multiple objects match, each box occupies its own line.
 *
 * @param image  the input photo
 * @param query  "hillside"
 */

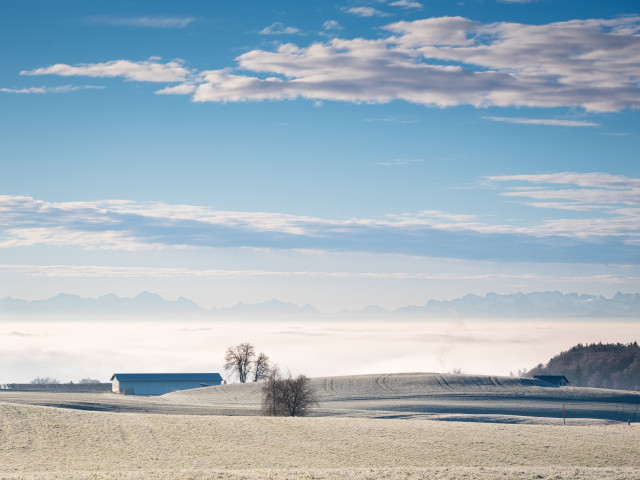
xmin=527 ymin=343 xmax=640 ymax=391
xmin=164 ymin=372 xmax=640 ymax=424
xmin=2 ymin=372 xmax=639 ymax=424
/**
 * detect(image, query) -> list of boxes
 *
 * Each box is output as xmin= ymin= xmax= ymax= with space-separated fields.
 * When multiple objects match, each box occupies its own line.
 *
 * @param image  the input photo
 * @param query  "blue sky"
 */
xmin=1 ymin=0 xmax=639 ymax=311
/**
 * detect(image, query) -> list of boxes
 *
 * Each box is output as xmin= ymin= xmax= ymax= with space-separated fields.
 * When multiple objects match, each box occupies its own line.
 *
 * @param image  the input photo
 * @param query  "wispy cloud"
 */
xmin=0 ymin=85 xmax=104 ymax=94
xmin=377 ymin=158 xmax=423 ymax=166
xmin=344 ymin=7 xmax=390 ymax=17
xmin=85 ymin=16 xmax=194 ymax=28
xmin=322 ymin=20 xmax=343 ymax=31
xmin=364 ymin=116 xmax=417 ymax=124
xmin=389 ymin=0 xmax=423 ymax=9
xmin=20 ymin=16 xmax=640 ymax=111
xmin=1 ymin=264 xmax=637 ymax=286
xmin=484 ymin=173 xmax=640 ymax=240
xmin=22 ymin=58 xmax=191 ymax=83
xmin=486 ymin=173 xmax=640 ymax=191
xmin=0 ymin=186 xmax=638 ymax=263
xmin=483 ymin=117 xmax=600 ymax=127
xmin=259 ymin=22 xmax=301 ymax=35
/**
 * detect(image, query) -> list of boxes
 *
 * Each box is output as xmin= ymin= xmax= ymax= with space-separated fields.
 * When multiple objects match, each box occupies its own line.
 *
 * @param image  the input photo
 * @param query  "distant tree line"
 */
xmin=30 ymin=377 xmax=102 ymax=385
xmin=526 ymin=342 xmax=640 ymax=391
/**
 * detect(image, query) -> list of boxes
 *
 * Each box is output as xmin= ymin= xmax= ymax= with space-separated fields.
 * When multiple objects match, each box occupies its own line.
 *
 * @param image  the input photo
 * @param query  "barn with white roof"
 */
xmin=110 ymin=373 xmax=223 ymax=395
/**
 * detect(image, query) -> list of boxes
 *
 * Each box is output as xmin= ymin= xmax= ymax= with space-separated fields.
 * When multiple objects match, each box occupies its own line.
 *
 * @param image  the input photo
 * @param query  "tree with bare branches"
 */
xmin=252 ymin=352 xmax=270 ymax=382
xmin=224 ymin=343 xmax=271 ymax=383
xmin=261 ymin=367 xmax=282 ymax=416
xmin=224 ymin=342 xmax=255 ymax=383
xmin=261 ymin=368 xmax=318 ymax=417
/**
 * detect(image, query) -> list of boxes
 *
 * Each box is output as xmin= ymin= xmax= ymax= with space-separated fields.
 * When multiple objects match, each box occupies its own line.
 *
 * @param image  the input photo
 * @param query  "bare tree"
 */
xmin=252 ymin=352 xmax=270 ymax=382
xmin=261 ymin=369 xmax=318 ymax=417
xmin=224 ymin=342 xmax=256 ymax=383
xmin=261 ymin=366 xmax=282 ymax=416
xmin=78 ymin=378 xmax=101 ymax=384
xmin=30 ymin=377 xmax=60 ymax=384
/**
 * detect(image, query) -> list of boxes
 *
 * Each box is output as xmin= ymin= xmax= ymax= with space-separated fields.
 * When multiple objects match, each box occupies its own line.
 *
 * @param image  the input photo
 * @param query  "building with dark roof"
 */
xmin=110 ymin=373 xmax=223 ymax=395
xmin=533 ymin=375 xmax=570 ymax=386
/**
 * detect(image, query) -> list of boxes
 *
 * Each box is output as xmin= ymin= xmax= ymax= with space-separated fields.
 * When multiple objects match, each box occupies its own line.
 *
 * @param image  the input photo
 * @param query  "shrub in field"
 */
xmin=261 ymin=367 xmax=318 ymax=417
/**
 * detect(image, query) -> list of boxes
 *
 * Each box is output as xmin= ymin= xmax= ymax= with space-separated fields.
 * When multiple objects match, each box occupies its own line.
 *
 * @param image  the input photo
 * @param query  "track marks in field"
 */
xmin=323 ymin=377 xmax=338 ymax=396
xmin=435 ymin=375 xmax=453 ymax=391
xmin=376 ymin=375 xmax=396 ymax=394
xmin=490 ymin=376 xmax=503 ymax=387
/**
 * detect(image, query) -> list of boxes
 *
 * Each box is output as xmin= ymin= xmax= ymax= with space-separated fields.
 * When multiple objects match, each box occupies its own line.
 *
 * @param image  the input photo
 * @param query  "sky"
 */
xmin=1 ymin=0 xmax=640 ymax=312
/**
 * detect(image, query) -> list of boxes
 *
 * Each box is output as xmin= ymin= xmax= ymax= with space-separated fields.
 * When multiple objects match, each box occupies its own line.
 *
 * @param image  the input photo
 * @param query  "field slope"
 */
xmin=165 ymin=372 xmax=640 ymax=424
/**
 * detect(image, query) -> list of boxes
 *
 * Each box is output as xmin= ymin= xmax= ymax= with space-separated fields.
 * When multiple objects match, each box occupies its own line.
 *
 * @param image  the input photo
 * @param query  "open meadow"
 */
xmin=1 ymin=373 xmax=639 ymax=479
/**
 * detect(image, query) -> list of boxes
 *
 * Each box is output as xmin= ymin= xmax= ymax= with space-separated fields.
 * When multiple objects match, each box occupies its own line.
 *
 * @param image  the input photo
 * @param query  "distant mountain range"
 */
xmin=1 ymin=291 xmax=638 ymax=318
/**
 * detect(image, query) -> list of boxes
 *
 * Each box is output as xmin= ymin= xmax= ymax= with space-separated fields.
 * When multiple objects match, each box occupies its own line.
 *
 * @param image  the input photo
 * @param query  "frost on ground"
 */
xmin=1 ymin=468 xmax=640 ymax=480
xmin=1 ymin=373 xmax=639 ymax=479
xmin=3 ymin=373 xmax=638 ymax=424
xmin=0 ymin=401 xmax=639 ymax=480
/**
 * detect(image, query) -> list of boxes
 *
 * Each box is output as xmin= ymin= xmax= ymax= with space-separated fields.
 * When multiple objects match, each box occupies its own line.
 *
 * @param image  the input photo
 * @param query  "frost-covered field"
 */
xmin=1 ymin=373 xmax=639 ymax=423
xmin=0 ymin=400 xmax=639 ymax=480
xmin=165 ymin=372 xmax=640 ymax=424
xmin=1 ymin=373 xmax=639 ymax=479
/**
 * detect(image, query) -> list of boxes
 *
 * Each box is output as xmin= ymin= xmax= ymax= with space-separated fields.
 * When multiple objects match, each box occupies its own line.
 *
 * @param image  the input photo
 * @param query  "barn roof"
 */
xmin=110 ymin=373 xmax=223 ymax=382
xmin=533 ymin=375 xmax=569 ymax=384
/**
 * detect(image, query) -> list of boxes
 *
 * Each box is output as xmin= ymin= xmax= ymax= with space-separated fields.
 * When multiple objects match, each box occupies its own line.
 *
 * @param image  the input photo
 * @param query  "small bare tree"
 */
xmin=224 ymin=342 xmax=256 ymax=383
xmin=261 ymin=366 xmax=282 ymax=416
xmin=261 ymin=369 xmax=318 ymax=417
xmin=78 ymin=378 xmax=101 ymax=384
xmin=30 ymin=377 xmax=60 ymax=384
xmin=252 ymin=352 xmax=270 ymax=382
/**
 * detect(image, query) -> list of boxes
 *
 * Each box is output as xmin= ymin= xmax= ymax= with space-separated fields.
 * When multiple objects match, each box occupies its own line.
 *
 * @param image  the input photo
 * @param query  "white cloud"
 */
xmin=345 ymin=7 xmax=390 ymax=17
xmin=21 ymin=16 xmax=640 ymax=112
xmin=1 ymin=264 xmax=637 ymax=286
xmin=0 ymin=228 xmax=160 ymax=251
xmin=22 ymin=59 xmax=191 ymax=83
xmin=484 ymin=173 xmax=640 ymax=239
xmin=486 ymin=172 xmax=640 ymax=190
xmin=155 ymin=84 xmax=197 ymax=95
xmin=85 ymin=16 xmax=194 ymax=28
xmin=0 ymin=85 xmax=104 ymax=94
xmin=322 ymin=20 xmax=343 ymax=31
xmin=482 ymin=117 xmax=600 ymax=127
xmin=389 ymin=0 xmax=423 ymax=9
xmin=0 ymin=185 xmax=638 ymax=261
xmin=259 ymin=22 xmax=301 ymax=35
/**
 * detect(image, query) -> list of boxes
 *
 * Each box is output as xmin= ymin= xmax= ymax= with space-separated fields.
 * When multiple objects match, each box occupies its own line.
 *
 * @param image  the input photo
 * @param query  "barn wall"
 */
xmin=114 ymin=379 xmax=221 ymax=395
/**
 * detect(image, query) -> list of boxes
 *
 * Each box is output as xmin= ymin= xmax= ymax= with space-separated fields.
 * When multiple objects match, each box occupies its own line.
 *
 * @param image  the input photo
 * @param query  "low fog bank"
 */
xmin=0 ymin=317 xmax=637 ymax=383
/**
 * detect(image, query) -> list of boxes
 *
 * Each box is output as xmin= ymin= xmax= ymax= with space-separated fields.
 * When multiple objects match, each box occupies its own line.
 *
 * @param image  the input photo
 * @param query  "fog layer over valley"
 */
xmin=1 ymin=318 xmax=637 ymax=383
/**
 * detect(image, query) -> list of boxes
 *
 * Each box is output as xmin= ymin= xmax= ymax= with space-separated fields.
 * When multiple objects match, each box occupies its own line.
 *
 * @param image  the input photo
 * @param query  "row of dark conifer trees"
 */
xmin=527 ymin=342 xmax=640 ymax=391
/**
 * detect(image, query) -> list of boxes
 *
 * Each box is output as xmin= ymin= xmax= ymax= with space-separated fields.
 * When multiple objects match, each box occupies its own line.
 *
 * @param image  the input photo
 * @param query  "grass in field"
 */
xmin=0 ymin=401 xmax=639 ymax=479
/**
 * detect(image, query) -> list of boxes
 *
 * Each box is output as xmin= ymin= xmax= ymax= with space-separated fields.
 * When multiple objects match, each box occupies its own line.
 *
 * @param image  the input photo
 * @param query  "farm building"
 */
xmin=110 ymin=373 xmax=223 ymax=395
xmin=533 ymin=375 xmax=570 ymax=386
